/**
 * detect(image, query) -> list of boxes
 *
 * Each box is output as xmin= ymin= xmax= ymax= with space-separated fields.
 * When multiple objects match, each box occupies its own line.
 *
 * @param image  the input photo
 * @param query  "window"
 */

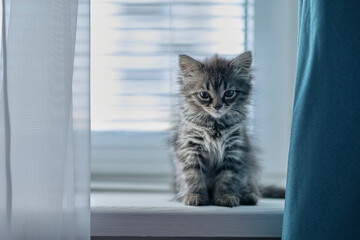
xmin=91 ymin=0 xmax=255 ymax=192
xmin=91 ymin=0 xmax=252 ymax=131
xmin=90 ymin=1 xmax=298 ymax=237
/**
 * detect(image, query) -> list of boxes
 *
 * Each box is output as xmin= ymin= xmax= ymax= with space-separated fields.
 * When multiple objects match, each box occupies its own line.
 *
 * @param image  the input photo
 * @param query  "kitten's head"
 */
xmin=179 ymin=52 xmax=253 ymax=120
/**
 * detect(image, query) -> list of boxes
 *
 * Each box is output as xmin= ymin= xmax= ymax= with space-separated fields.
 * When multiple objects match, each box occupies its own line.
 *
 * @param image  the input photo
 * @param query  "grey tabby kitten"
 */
xmin=170 ymin=52 xmax=260 ymax=207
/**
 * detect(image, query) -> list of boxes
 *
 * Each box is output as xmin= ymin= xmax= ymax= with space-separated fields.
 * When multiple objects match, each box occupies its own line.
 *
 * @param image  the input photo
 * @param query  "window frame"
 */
xmin=90 ymin=0 xmax=298 ymax=192
xmin=90 ymin=1 xmax=297 ymax=237
xmin=91 ymin=0 xmax=256 ymax=192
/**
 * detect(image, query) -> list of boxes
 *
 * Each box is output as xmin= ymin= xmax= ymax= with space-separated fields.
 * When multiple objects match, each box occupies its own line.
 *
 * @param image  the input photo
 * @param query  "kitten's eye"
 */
xmin=224 ymin=90 xmax=235 ymax=98
xmin=199 ymin=92 xmax=210 ymax=99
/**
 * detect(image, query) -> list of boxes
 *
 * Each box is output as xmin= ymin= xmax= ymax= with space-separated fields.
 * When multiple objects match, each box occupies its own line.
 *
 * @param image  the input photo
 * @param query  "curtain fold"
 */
xmin=282 ymin=1 xmax=360 ymax=239
xmin=0 ymin=0 xmax=90 ymax=239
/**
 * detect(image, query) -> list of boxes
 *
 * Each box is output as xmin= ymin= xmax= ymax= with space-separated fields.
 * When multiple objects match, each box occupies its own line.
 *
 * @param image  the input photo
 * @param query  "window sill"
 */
xmin=91 ymin=192 xmax=284 ymax=238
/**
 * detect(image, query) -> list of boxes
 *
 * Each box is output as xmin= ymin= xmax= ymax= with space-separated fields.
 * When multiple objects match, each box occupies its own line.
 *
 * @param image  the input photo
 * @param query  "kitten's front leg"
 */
xmin=213 ymin=157 xmax=258 ymax=207
xmin=179 ymin=151 xmax=209 ymax=206
xmin=212 ymin=168 xmax=242 ymax=207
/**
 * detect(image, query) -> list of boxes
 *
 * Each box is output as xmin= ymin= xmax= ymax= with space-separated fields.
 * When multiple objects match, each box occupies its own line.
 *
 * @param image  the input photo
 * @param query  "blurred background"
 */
xmin=90 ymin=0 xmax=297 ymax=193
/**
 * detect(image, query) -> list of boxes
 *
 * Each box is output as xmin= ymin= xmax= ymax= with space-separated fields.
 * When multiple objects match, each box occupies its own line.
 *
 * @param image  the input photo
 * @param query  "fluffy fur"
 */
xmin=170 ymin=52 xmax=261 ymax=207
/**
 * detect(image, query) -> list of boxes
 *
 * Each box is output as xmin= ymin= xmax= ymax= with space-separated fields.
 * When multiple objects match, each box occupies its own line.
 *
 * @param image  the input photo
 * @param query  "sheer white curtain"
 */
xmin=0 ymin=0 xmax=90 ymax=239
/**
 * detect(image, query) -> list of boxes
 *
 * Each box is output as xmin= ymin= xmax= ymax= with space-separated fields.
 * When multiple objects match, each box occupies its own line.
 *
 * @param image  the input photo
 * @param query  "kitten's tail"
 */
xmin=259 ymin=185 xmax=285 ymax=199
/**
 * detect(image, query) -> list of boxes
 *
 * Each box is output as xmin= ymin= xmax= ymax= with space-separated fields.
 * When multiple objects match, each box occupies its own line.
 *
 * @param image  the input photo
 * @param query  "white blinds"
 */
xmin=91 ymin=0 xmax=252 ymax=131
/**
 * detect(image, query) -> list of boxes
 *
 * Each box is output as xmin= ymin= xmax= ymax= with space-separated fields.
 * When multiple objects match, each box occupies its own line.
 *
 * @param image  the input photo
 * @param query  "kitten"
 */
xmin=170 ymin=52 xmax=260 ymax=207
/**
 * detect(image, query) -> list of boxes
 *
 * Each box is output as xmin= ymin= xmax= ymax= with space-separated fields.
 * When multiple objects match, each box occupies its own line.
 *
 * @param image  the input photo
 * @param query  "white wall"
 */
xmin=253 ymin=0 xmax=298 ymax=187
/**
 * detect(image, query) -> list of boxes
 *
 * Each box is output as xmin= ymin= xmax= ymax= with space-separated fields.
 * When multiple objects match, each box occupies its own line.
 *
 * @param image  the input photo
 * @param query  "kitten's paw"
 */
xmin=184 ymin=194 xmax=209 ymax=206
xmin=240 ymin=192 xmax=258 ymax=205
xmin=213 ymin=194 xmax=240 ymax=207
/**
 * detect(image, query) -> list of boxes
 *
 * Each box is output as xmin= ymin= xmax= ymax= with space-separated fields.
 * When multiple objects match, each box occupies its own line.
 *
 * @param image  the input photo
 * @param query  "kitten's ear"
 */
xmin=230 ymin=51 xmax=252 ymax=71
xmin=179 ymin=54 xmax=203 ymax=77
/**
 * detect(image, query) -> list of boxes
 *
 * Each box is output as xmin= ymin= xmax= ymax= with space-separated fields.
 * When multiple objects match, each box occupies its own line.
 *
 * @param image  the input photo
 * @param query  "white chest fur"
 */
xmin=205 ymin=137 xmax=225 ymax=166
xmin=202 ymin=125 xmax=242 ymax=167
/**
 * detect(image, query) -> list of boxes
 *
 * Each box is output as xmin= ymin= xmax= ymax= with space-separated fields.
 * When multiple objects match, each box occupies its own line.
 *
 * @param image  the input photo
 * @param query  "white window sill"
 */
xmin=91 ymin=192 xmax=284 ymax=238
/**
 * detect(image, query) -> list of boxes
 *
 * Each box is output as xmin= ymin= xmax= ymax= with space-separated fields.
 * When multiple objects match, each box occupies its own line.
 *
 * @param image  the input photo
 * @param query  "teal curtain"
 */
xmin=282 ymin=0 xmax=360 ymax=239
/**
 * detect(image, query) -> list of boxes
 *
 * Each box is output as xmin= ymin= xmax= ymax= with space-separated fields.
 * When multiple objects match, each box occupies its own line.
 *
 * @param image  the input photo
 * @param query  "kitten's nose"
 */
xmin=213 ymin=105 xmax=222 ymax=110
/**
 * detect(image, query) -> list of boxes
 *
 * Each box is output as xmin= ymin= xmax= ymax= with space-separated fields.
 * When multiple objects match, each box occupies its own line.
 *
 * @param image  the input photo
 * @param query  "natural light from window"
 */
xmin=91 ymin=0 xmax=253 ymax=132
